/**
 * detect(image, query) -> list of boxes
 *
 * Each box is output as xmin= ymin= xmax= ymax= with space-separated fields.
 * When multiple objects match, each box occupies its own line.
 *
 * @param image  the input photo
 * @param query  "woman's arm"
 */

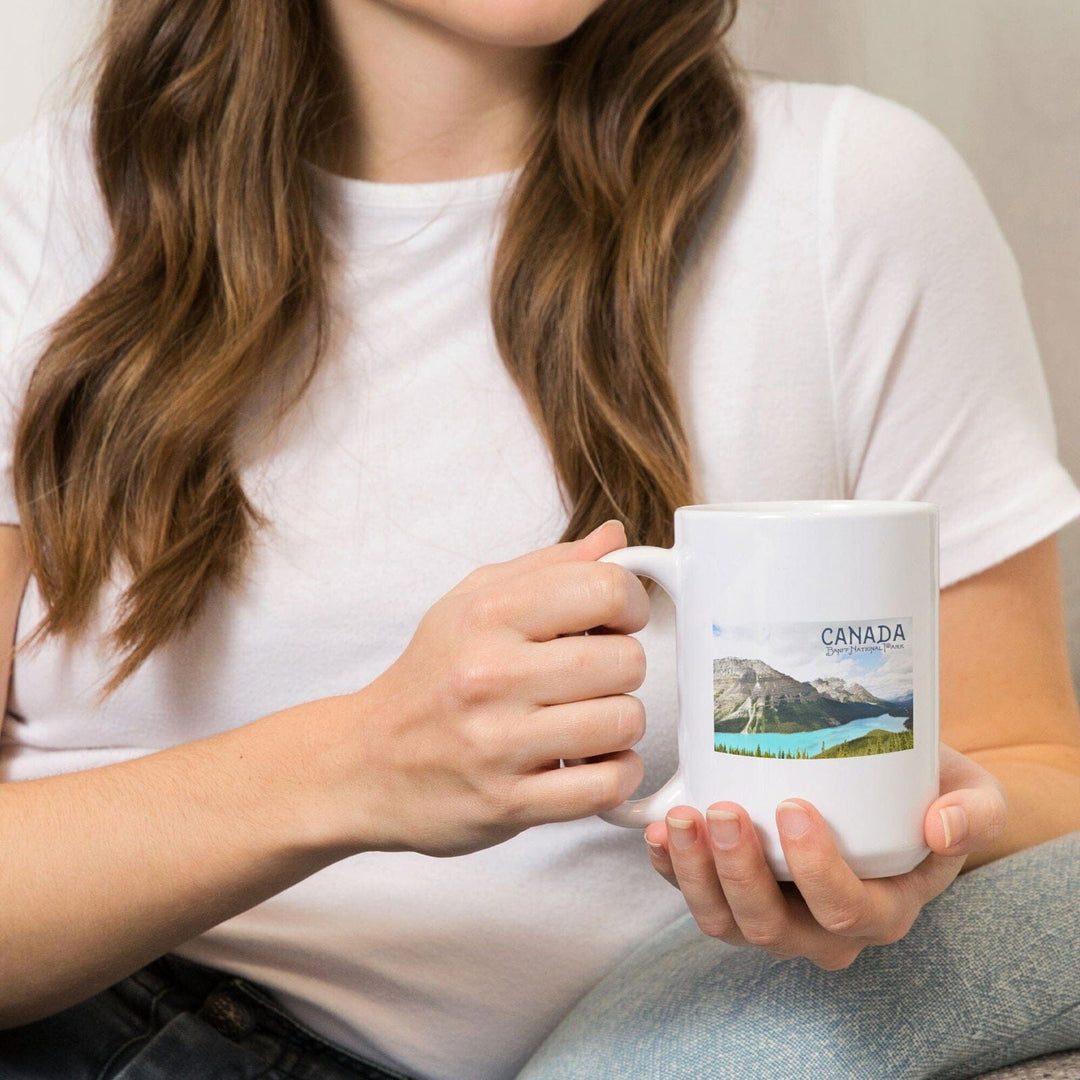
xmin=939 ymin=532 xmax=1080 ymax=871
xmin=0 ymin=702 xmax=361 ymax=1029
xmin=0 ymin=519 xmax=650 ymax=1028
xmin=0 ymin=524 xmax=373 ymax=1028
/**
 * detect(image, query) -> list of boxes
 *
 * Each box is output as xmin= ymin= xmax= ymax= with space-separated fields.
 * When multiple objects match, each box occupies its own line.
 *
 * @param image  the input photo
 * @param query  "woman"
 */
xmin=0 ymin=0 xmax=1077 ymax=1078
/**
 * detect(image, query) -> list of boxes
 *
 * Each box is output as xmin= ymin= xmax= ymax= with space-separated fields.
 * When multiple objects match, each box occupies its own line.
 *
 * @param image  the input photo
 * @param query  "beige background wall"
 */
xmin=4 ymin=1 xmax=1080 ymax=685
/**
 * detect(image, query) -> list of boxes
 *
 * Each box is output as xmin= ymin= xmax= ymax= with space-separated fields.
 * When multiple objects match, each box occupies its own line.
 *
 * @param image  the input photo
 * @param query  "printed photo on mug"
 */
xmin=711 ymin=617 xmax=914 ymax=760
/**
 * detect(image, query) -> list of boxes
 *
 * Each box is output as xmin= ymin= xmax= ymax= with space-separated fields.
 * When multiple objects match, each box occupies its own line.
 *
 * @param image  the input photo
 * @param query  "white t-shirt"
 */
xmin=2 ymin=70 xmax=1079 ymax=1080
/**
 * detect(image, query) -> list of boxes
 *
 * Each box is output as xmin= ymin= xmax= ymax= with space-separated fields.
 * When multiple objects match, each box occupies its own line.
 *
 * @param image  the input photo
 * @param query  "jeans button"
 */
xmin=199 ymin=985 xmax=257 ymax=1039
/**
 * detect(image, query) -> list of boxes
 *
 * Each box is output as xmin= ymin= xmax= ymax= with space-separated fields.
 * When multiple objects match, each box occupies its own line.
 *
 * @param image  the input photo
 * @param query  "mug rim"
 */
xmin=677 ymin=499 xmax=935 ymax=517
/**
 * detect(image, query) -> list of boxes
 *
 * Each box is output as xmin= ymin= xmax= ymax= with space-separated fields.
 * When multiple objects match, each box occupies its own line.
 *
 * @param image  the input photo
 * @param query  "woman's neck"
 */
xmin=319 ymin=0 xmax=550 ymax=183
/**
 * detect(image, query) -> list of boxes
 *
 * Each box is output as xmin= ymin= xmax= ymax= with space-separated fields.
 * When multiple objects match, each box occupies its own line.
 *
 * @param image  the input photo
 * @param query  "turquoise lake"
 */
xmin=714 ymin=712 xmax=911 ymax=757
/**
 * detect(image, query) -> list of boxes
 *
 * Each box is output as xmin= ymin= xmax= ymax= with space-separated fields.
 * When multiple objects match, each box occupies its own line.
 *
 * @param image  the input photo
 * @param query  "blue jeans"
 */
xmin=0 ymin=950 xmax=418 ymax=1080
xmin=515 ymin=829 xmax=1080 ymax=1080
xmin=0 ymin=831 xmax=1077 ymax=1080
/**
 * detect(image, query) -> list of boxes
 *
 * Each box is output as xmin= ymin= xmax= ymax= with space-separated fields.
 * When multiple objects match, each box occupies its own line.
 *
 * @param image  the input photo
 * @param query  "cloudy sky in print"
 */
xmin=711 ymin=617 xmax=914 ymax=702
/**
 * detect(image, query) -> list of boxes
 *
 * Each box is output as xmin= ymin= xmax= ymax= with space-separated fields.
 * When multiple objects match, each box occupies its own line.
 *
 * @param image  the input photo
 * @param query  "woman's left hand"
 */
xmin=643 ymin=742 xmax=1008 ymax=970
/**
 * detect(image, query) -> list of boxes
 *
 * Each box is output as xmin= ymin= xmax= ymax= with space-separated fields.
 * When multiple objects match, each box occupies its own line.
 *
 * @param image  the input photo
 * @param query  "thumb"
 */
xmin=573 ymin=518 xmax=628 ymax=556
xmin=926 ymin=747 xmax=1009 ymax=858
xmin=447 ymin=519 xmax=627 ymax=597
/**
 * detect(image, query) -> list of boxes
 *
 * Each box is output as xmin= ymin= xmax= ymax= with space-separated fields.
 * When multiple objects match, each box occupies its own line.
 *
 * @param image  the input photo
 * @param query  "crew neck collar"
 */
xmin=303 ymin=157 xmax=522 ymax=212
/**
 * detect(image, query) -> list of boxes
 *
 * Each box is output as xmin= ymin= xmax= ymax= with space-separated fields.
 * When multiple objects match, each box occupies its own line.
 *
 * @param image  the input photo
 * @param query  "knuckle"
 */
xmin=742 ymin=920 xmax=787 ymax=949
xmin=715 ymin=860 xmax=759 ymax=888
xmin=459 ymin=565 xmax=492 ymax=591
xmin=614 ymin=695 xmax=647 ymax=747
xmin=462 ymin=713 xmax=508 ymax=768
xmin=616 ymin=636 xmax=647 ymax=689
xmin=461 ymin=589 xmax=510 ymax=634
xmin=590 ymin=563 xmax=631 ymax=622
xmin=593 ymin=751 xmax=642 ymax=810
xmin=592 ymin=768 xmax=623 ymax=811
xmin=450 ymin=656 xmax=503 ymax=705
xmin=695 ymin=914 xmax=736 ymax=940
xmin=874 ymin=915 xmax=914 ymax=946
xmin=819 ymin=904 xmax=869 ymax=938
xmin=481 ymin=777 xmax=521 ymax=825
xmin=678 ymin=866 xmax=723 ymax=894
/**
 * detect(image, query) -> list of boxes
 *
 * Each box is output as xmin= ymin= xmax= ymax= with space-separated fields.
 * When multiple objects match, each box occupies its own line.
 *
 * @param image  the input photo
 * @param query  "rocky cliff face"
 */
xmin=811 ymin=677 xmax=880 ymax=704
xmin=713 ymin=657 xmax=817 ymax=715
xmin=713 ymin=658 xmax=911 ymax=735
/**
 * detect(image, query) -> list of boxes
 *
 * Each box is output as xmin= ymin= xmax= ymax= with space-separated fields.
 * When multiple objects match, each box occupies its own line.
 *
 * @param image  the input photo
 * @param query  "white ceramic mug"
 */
xmin=596 ymin=500 xmax=939 ymax=880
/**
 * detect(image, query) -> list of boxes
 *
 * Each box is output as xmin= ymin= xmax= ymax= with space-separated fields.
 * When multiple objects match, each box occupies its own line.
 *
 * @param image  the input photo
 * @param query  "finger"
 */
xmin=755 ymin=881 xmax=867 ymax=969
xmin=643 ymin=823 xmax=681 ymax=889
xmin=522 ymin=695 xmax=645 ymax=767
xmin=937 ymin=741 xmax=1002 ymax=796
xmin=522 ymin=634 xmax=646 ymax=706
xmin=927 ymin=787 xmax=1007 ymax=859
xmin=514 ymin=748 xmax=644 ymax=825
xmin=536 ymin=560 xmax=653 ymax=639
xmin=885 ymin=846 xmax=965 ymax=920
xmin=657 ymin=817 xmax=855 ymax=967
xmin=893 ymin=790 xmax=1005 ymax=911
xmin=446 ymin=520 xmax=628 ymax=598
xmin=463 ymin=558 xmax=651 ymax=642
xmin=700 ymin=802 xmax=798 ymax=952
xmin=883 ymin=746 xmax=1010 ymax=908
xmin=663 ymin=808 xmax=745 ymax=942
xmin=773 ymin=799 xmax=911 ymax=943
xmin=928 ymin=745 xmax=1009 ymax=859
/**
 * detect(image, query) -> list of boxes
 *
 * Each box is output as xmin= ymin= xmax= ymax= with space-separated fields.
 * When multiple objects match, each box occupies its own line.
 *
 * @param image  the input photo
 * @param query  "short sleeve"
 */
xmin=821 ymin=84 xmax=1080 ymax=588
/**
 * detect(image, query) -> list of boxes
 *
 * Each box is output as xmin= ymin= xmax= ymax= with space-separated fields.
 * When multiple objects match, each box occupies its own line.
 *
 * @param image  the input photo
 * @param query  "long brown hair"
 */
xmin=13 ymin=0 xmax=746 ymax=699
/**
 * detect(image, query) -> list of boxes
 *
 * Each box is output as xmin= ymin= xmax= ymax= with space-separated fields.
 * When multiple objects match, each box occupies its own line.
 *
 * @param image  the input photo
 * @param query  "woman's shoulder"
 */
xmin=746 ymin=70 xmax=1001 ymax=257
xmin=710 ymin=69 xmax=1013 ymax=309
xmin=0 ymin=102 xmax=109 ymax=364
xmin=742 ymin=68 xmax=955 ymax=159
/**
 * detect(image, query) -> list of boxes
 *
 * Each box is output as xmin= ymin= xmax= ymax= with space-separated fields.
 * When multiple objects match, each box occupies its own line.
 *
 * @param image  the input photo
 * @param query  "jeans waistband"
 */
xmin=128 ymin=952 xmax=418 ymax=1080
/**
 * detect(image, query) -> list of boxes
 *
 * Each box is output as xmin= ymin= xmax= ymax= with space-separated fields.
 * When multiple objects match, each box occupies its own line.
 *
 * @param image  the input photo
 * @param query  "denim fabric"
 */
xmin=514 ymin=829 xmax=1080 ymax=1080
xmin=0 ymin=951 xmax=418 ymax=1080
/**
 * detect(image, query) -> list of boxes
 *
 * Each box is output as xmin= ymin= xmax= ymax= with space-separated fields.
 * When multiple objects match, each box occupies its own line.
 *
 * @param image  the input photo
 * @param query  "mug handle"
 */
xmin=592 ymin=546 xmax=688 ymax=828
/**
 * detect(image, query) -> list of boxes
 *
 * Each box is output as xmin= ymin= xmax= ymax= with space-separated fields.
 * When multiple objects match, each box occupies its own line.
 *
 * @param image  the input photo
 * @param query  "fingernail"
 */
xmin=667 ymin=816 xmax=697 ymax=849
xmin=645 ymin=837 xmax=664 ymax=853
xmin=777 ymin=801 xmax=811 ymax=839
xmin=706 ymin=809 xmax=740 ymax=849
xmin=589 ymin=519 xmax=623 ymax=537
xmin=939 ymin=805 xmax=968 ymax=848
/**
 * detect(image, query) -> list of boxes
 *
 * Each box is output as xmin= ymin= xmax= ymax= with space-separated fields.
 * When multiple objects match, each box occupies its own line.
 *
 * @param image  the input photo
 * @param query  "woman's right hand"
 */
xmin=0 ymin=520 xmax=648 ymax=1025
xmin=338 ymin=519 xmax=652 ymax=858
